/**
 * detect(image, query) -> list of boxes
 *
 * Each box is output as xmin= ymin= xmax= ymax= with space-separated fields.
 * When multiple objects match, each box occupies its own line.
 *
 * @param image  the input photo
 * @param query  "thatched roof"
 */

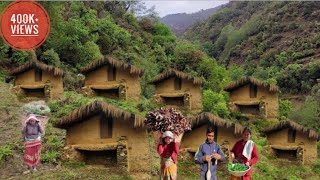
xmin=224 ymin=76 xmax=279 ymax=92
xmin=10 ymin=61 xmax=64 ymax=76
xmin=80 ymin=56 xmax=144 ymax=76
xmin=191 ymin=112 xmax=244 ymax=135
xmin=262 ymin=120 xmax=319 ymax=140
xmin=54 ymin=100 xmax=144 ymax=129
xmin=151 ymin=69 xmax=203 ymax=85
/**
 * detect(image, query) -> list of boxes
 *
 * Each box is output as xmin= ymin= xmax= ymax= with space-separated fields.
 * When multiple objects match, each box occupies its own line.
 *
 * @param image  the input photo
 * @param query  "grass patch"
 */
xmin=0 ymin=144 xmax=13 ymax=161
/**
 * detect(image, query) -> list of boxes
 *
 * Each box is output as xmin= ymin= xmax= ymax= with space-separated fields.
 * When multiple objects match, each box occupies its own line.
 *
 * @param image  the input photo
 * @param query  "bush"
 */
xmin=0 ymin=144 xmax=13 ymax=161
xmin=40 ymin=49 xmax=61 ymax=67
xmin=45 ymin=135 xmax=64 ymax=150
xmin=279 ymin=100 xmax=292 ymax=119
xmin=203 ymin=90 xmax=230 ymax=118
xmin=41 ymin=150 xmax=60 ymax=163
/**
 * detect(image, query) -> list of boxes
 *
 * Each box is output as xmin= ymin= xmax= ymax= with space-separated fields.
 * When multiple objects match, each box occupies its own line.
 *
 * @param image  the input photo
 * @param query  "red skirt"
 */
xmin=24 ymin=141 xmax=41 ymax=168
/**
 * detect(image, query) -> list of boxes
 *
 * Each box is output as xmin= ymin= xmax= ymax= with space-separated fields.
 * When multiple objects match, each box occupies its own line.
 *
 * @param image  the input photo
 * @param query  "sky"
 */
xmin=143 ymin=0 xmax=229 ymax=17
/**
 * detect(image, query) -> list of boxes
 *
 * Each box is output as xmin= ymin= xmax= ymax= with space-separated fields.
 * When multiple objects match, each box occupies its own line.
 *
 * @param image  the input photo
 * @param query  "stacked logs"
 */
xmin=144 ymin=107 xmax=191 ymax=136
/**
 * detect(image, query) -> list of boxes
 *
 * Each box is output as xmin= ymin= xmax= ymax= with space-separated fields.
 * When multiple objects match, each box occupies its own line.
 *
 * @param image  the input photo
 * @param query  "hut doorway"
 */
xmin=273 ymin=148 xmax=298 ymax=161
xmin=162 ymin=96 xmax=184 ymax=106
xmin=22 ymin=87 xmax=45 ymax=98
xmin=237 ymin=104 xmax=260 ymax=115
xmin=94 ymin=88 xmax=119 ymax=99
xmin=79 ymin=149 xmax=117 ymax=166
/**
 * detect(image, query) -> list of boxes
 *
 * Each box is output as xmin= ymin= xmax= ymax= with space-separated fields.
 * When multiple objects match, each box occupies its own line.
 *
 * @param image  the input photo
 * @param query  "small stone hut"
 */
xmin=262 ymin=120 xmax=318 ymax=165
xmin=151 ymin=69 xmax=203 ymax=112
xmin=224 ymin=76 xmax=279 ymax=118
xmin=180 ymin=112 xmax=244 ymax=161
xmin=54 ymin=101 xmax=150 ymax=172
xmin=9 ymin=60 xmax=64 ymax=99
xmin=80 ymin=56 xmax=143 ymax=101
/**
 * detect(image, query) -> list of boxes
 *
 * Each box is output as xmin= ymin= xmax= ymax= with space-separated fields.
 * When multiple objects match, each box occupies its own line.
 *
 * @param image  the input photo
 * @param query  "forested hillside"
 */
xmin=183 ymin=1 xmax=320 ymax=94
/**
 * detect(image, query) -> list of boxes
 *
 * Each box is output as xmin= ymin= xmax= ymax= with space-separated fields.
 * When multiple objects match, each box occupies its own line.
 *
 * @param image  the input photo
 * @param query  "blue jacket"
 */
xmin=194 ymin=141 xmax=225 ymax=180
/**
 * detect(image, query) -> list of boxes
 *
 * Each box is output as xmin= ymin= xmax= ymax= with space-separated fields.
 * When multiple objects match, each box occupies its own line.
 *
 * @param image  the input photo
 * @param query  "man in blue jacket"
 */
xmin=194 ymin=126 xmax=225 ymax=180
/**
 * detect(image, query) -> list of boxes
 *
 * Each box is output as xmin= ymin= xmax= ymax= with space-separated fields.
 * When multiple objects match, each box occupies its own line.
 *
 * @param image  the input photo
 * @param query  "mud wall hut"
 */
xmin=151 ymin=69 xmax=203 ymax=112
xmin=54 ymin=101 xmax=149 ymax=172
xmin=10 ymin=61 xmax=64 ymax=99
xmin=80 ymin=56 xmax=143 ymax=101
xmin=263 ymin=120 xmax=318 ymax=165
xmin=224 ymin=76 xmax=279 ymax=118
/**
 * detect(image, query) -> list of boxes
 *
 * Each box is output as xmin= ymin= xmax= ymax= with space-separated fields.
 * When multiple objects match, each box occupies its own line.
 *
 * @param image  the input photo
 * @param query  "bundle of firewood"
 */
xmin=144 ymin=107 xmax=191 ymax=135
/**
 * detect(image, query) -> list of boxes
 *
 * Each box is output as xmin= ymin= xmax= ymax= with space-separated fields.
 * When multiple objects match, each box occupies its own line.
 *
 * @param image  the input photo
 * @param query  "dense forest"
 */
xmin=0 ymin=1 xmax=319 ymax=179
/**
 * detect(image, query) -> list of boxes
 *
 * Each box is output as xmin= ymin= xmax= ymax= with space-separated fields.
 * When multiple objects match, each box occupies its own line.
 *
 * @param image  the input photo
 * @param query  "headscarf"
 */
xmin=162 ymin=131 xmax=174 ymax=139
xmin=25 ymin=114 xmax=40 ymax=125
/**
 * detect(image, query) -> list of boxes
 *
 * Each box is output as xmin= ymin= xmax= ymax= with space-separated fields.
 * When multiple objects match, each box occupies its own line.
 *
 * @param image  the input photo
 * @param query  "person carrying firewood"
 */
xmin=157 ymin=131 xmax=180 ymax=180
xmin=194 ymin=126 xmax=225 ymax=180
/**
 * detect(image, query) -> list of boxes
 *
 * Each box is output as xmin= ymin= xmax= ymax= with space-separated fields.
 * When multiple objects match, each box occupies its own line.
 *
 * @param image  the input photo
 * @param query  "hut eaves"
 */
xmin=10 ymin=60 xmax=64 ymax=76
xmin=54 ymin=100 xmax=144 ymax=129
xmin=224 ymin=76 xmax=279 ymax=92
xmin=262 ymin=120 xmax=319 ymax=140
xmin=80 ymin=56 xmax=144 ymax=76
xmin=151 ymin=69 xmax=203 ymax=85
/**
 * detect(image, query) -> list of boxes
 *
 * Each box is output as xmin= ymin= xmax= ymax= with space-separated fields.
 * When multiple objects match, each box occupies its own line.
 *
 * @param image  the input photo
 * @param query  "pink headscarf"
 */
xmin=25 ymin=114 xmax=40 ymax=125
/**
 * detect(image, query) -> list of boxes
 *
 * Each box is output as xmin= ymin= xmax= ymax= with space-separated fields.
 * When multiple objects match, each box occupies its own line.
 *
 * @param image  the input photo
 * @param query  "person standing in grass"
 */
xmin=157 ymin=131 xmax=180 ymax=180
xmin=194 ymin=126 xmax=225 ymax=180
xmin=22 ymin=114 xmax=44 ymax=174
xmin=231 ymin=127 xmax=259 ymax=180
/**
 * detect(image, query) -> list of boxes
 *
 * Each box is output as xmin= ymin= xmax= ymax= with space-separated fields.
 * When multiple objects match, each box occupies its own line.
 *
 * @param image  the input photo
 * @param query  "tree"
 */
xmin=203 ymin=90 xmax=230 ymax=118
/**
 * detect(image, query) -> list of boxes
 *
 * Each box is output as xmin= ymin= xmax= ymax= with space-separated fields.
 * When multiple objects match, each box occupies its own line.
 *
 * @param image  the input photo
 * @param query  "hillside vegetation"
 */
xmin=0 ymin=1 xmax=319 ymax=180
xmin=183 ymin=1 xmax=320 ymax=94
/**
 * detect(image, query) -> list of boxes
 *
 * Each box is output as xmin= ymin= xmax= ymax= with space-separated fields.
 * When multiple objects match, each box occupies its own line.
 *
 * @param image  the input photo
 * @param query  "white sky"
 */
xmin=143 ymin=0 xmax=229 ymax=17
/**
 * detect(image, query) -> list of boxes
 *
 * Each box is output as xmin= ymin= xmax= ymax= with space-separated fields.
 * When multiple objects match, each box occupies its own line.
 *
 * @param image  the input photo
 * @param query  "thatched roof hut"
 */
xmin=80 ymin=56 xmax=143 ymax=76
xmin=80 ymin=56 xmax=143 ymax=100
xmin=224 ymin=76 xmax=279 ymax=118
xmin=151 ymin=69 xmax=203 ymax=111
xmin=55 ymin=100 xmax=144 ymax=128
xmin=54 ymin=100 xmax=149 ymax=172
xmin=10 ymin=60 xmax=64 ymax=99
xmin=262 ymin=120 xmax=318 ymax=165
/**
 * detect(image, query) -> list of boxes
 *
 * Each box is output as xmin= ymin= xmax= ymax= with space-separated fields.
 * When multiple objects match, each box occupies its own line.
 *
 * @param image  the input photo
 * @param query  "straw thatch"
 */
xmin=10 ymin=60 xmax=64 ymax=76
xmin=263 ymin=120 xmax=319 ymax=140
xmin=150 ymin=69 xmax=203 ymax=85
xmin=224 ymin=76 xmax=279 ymax=92
xmin=191 ymin=112 xmax=244 ymax=135
xmin=54 ymin=100 xmax=144 ymax=129
xmin=80 ymin=56 xmax=144 ymax=76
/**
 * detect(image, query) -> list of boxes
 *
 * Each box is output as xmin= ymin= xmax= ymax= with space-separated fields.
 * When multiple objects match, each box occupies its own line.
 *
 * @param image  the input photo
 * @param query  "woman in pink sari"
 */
xmin=22 ymin=115 xmax=43 ymax=174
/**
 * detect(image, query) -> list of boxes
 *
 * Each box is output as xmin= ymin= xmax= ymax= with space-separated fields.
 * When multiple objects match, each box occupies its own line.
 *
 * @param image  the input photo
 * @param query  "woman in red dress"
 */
xmin=231 ymin=127 xmax=259 ymax=180
xmin=157 ymin=131 xmax=180 ymax=180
